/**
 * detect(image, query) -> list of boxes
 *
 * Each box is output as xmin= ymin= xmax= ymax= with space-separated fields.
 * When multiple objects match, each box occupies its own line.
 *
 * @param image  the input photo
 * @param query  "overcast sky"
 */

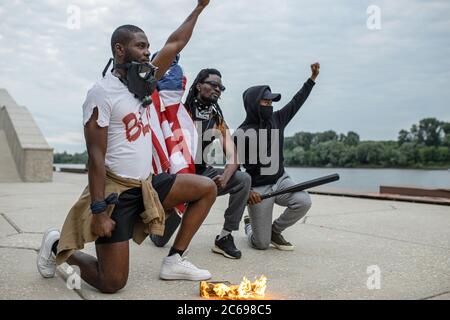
xmin=1 ymin=0 xmax=449 ymax=153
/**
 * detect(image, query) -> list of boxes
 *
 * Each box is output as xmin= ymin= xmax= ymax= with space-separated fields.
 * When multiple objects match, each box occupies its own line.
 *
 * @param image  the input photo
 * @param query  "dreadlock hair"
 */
xmin=184 ymin=68 xmax=225 ymax=130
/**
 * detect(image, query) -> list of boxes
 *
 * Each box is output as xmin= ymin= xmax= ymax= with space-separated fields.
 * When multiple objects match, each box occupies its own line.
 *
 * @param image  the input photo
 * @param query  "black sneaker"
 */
xmin=212 ymin=234 xmax=242 ymax=259
xmin=271 ymin=231 xmax=294 ymax=251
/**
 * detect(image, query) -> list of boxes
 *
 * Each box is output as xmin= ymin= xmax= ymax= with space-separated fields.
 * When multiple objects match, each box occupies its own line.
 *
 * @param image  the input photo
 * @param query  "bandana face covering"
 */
xmin=259 ymin=105 xmax=273 ymax=121
xmin=194 ymin=99 xmax=212 ymax=120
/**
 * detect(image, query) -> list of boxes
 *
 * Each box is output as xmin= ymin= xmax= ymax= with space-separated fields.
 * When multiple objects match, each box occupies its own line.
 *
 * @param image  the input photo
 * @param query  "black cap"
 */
xmin=262 ymin=88 xmax=281 ymax=102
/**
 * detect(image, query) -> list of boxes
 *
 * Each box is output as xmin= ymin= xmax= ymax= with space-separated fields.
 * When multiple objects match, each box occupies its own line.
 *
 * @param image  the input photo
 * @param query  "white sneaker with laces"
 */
xmin=160 ymin=252 xmax=211 ymax=281
xmin=37 ymin=228 xmax=60 ymax=278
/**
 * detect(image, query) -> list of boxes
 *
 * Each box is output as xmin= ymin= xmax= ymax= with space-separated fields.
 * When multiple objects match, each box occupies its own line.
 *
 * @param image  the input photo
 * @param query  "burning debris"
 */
xmin=200 ymin=275 xmax=267 ymax=300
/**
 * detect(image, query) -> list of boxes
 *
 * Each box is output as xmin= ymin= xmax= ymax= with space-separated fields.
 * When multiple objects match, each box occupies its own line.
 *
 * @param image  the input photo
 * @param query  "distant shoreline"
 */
xmin=284 ymin=165 xmax=450 ymax=171
xmin=53 ymin=163 xmax=450 ymax=171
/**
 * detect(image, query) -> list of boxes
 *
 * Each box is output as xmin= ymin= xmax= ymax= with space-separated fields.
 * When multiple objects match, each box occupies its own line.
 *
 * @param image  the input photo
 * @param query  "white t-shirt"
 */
xmin=82 ymin=71 xmax=153 ymax=180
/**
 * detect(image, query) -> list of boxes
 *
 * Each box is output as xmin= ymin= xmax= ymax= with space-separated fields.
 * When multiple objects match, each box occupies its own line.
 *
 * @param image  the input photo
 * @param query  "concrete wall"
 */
xmin=0 ymin=89 xmax=53 ymax=182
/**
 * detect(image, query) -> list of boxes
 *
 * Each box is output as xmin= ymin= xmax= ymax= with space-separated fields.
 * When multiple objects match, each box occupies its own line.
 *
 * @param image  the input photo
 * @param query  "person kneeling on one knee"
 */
xmin=235 ymin=62 xmax=320 ymax=251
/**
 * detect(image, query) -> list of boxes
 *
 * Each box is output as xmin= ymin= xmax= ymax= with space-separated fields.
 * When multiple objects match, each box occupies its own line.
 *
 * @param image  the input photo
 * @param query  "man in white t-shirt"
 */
xmin=37 ymin=0 xmax=218 ymax=293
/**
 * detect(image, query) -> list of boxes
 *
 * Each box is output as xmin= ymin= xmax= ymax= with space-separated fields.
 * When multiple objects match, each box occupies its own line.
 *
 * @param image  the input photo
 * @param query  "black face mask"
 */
xmin=259 ymin=106 xmax=273 ymax=121
xmin=102 ymin=58 xmax=158 ymax=106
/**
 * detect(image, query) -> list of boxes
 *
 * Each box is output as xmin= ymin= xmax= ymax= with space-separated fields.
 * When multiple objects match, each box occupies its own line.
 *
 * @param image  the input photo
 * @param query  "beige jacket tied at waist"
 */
xmin=56 ymin=168 xmax=166 ymax=265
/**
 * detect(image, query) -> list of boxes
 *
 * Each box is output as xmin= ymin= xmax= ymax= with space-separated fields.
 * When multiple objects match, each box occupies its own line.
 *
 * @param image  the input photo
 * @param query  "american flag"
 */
xmin=149 ymin=54 xmax=198 ymax=213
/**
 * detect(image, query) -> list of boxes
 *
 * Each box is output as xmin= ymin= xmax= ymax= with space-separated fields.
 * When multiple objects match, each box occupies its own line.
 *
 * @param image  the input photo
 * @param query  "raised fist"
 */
xmin=310 ymin=62 xmax=320 ymax=81
xmin=198 ymin=0 xmax=210 ymax=8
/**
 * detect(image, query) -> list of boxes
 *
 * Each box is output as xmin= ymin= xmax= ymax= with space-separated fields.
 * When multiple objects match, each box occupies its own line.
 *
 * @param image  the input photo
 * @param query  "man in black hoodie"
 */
xmin=234 ymin=62 xmax=320 ymax=251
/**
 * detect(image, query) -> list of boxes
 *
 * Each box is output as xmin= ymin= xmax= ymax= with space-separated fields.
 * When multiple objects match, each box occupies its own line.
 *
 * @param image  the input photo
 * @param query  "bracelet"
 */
xmin=90 ymin=193 xmax=119 ymax=215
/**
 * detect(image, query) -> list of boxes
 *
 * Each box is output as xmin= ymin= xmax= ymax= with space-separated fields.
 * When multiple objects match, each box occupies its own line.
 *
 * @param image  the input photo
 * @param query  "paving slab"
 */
xmin=0 ymin=174 xmax=86 ymax=232
xmin=306 ymin=199 xmax=450 ymax=249
xmin=0 ymin=214 xmax=18 ymax=238
xmin=0 ymin=248 xmax=81 ymax=300
xmin=3 ymin=205 xmax=78 ymax=233
xmin=54 ymin=219 xmax=450 ymax=300
xmin=0 ymin=172 xmax=449 ymax=300
xmin=427 ymin=292 xmax=450 ymax=300
xmin=0 ymin=232 xmax=43 ymax=250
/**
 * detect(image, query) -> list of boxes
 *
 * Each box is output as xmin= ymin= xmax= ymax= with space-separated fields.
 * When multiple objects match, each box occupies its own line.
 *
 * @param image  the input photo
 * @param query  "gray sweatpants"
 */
xmin=212 ymin=167 xmax=252 ymax=231
xmin=247 ymin=173 xmax=312 ymax=250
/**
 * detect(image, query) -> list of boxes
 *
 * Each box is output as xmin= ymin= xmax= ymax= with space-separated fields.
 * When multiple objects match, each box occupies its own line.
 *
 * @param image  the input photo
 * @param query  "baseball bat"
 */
xmin=260 ymin=173 xmax=340 ymax=200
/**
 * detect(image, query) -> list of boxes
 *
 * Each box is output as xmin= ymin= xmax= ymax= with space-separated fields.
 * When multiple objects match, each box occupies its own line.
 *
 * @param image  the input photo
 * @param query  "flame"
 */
xmin=200 ymin=275 xmax=267 ymax=300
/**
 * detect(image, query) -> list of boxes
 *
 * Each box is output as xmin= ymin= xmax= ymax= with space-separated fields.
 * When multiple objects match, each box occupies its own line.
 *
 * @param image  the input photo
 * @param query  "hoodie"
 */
xmin=235 ymin=78 xmax=315 ymax=187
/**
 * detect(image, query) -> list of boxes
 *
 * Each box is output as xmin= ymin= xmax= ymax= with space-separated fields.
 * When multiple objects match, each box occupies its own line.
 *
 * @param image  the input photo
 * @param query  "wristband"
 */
xmin=90 ymin=193 xmax=119 ymax=214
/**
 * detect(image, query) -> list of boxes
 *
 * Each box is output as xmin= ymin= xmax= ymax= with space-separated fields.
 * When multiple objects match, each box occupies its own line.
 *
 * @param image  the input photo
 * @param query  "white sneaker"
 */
xmin=160 ymin=253 xmax=211 ymax=281
xmin=37 ymin=228 xmax=60 ymax=278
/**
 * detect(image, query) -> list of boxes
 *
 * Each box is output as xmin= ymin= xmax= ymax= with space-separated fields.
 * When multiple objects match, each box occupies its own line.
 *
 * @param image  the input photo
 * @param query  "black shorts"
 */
xmin=96 ymin=173 xmax=176 ymax=244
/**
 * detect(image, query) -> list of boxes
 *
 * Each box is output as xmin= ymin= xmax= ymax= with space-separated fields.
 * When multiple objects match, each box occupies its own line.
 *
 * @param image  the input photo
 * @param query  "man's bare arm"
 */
xmin=85 ymin=108 xmax=108 ymax=202
xmin=152 ymin=0 xmax=210 ymax=80
xmin=84 ymin=108 xmax=116 ymax=238
xmin=213 ymin=125 xmax=239 ymax=189
xmin=222 ymin=126 xmax=239 ymax=180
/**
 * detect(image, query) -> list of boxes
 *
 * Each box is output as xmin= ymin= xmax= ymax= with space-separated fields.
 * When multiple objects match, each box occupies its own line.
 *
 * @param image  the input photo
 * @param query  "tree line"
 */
xmin=54 ymin=118 xmax=450 ymax=169
xmin=53 ymin=151 xmax=88 ymax=164
xmin=284 ymin=118 xmax=450 ymax=168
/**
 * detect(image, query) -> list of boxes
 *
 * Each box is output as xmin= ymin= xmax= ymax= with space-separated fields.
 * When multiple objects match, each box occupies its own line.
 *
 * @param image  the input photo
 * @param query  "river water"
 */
xmin=285 ymin=167 xmax=450 ymax=193
xmin=54 ymin=164 xmax=450 ymax=193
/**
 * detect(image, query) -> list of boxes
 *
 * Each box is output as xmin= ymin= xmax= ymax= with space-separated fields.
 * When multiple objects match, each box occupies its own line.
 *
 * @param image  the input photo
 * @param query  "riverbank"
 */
xmin=52 ymin=164 xmax=450 ymax=204
xmin=285 ymin=164 xmax=450 ymax=171
xmin=53 ymin=163 xmax=450 ymax=171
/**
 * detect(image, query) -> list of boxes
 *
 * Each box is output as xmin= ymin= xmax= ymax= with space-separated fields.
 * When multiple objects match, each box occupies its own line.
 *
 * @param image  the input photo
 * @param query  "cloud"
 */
xmin=46 ymin=132 xmax=84 ymax=145
xmin=0 ymin=0 xmax=449 ymax=153
xmin=46 ymin=131 xmax=84 ymax=153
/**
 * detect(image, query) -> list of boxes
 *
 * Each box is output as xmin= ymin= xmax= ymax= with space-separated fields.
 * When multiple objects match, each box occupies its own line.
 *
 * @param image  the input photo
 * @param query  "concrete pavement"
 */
xmin=0 ymin=172 xmax=449 ymax=300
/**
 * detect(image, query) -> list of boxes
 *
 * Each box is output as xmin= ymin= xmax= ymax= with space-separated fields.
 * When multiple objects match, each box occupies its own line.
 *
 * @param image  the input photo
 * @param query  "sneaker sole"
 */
xmin=211 ymin=246 xmax=241 ymax=259
xmin=160 ymin=273 xmax=211 ymax=281
xmin=37 ymin=228 xmax=59 ymax=278
xmin=270 ymin=242 xmax=294 ymax=251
